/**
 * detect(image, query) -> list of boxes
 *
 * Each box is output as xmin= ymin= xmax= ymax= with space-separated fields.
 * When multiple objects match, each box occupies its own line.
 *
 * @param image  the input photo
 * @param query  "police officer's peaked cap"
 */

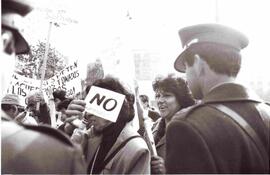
xmin=174 ymin=23 xmax=249 ymax=73
xmin=2 ymin=0 xmax=33 ymax=54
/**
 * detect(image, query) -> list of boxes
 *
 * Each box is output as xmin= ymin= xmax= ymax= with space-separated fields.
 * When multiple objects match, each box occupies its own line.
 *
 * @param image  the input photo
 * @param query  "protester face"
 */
xmin=155 ymin=89 xmax=181 ymax=121
xmin=4 ymin=104 xmax=24 ymax=119
xmin=83 ymin=112 xmax=94 ymax=129
xmin=140 ymin=100 xmax=148 ymax=110
xmin=13 ymin=105 xmax=25 ymax=117
xmin=1 ymin=29 xmax=16 ymax=97
xmin=26 ymin=102 xmax=39 ymax=116
xmin=26 ymin=92 xmax=46 ymax=115
xmin=91 ymin=115 xmax=112 ymax=135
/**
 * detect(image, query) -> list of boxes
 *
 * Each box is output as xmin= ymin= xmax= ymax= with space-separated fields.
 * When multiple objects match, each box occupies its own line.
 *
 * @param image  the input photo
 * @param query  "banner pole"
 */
xmin=36 ymin=21 xmax=53 ymax=111
xmin=134 ymin=81 xmax=157 ymax=156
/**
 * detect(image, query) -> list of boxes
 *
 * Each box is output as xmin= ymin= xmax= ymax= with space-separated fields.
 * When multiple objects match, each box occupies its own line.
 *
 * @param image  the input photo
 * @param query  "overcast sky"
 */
xmin=22 ymin=0 xmax=270 ymax=97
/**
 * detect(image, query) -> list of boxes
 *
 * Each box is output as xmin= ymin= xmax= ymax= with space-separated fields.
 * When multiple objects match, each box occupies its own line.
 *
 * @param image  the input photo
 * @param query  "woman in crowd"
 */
xmin=150 ymin=74 xmax=195 ymax=174
xmin=66 ymin=76 xmax=151 ymax=174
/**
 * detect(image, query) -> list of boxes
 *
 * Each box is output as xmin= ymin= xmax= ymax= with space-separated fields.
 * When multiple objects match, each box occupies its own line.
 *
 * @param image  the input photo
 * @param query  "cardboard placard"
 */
xmin=44 ymin=60 xmax=81 ymax=98
xmin=84 ymin=86 xmax=125 ymax=122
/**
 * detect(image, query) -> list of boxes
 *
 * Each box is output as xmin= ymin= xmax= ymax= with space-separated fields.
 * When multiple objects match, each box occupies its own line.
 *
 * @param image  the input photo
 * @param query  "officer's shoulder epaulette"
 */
xmin=172 ymin=102 xmax=204 ymax=121
xmin=23 ymin=124 xmax=74 ymax=147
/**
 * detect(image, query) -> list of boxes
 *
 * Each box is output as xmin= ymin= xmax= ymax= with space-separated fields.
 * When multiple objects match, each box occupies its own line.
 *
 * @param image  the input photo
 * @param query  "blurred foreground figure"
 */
xmin=1 ymin=0 xmax=86 ymax=173
xmin=166 ymin=23 xmax=270 ymax=173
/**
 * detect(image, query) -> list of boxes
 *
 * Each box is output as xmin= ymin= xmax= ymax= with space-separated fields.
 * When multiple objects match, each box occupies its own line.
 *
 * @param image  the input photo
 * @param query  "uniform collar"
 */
xmin=202 ymin=83 xmax=262 ymax=104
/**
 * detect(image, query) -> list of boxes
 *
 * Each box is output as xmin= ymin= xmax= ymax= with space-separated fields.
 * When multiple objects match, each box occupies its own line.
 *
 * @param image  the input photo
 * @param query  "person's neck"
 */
xmin=165 ymin=118 xmax=169 ymax=127
xmin=202 ymin=74 xmax=235 ymax=97
xmin=165 ymin=115 xmax=174 ymax=127
xmin=102 ymin=121 xmax=126 ymax=140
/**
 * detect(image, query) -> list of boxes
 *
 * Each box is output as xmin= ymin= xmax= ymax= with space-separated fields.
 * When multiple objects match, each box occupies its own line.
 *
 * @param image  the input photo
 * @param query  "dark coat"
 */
xmin=85 ymin=124 xmax=151 ymax=174
xmin=166 ymin=83 xmax=270 ymax=174
xmin=152 ymin=118 xmax=166 ymax=159
xmin=1 ymin=112 xmax=86 ymax=174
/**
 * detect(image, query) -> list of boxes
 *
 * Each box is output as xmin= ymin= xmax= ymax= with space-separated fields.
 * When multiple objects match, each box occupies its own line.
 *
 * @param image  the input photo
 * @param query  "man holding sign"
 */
xmin=66 ymin=76 xmax=151 ymax=174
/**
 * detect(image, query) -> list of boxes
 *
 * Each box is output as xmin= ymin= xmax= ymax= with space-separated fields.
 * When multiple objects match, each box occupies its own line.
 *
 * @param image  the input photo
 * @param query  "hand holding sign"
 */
xmin=84 ymin=86 xmax=125 ymax=122
xmin=65 ymin=99 xmax=86 ymax=126
xmin=66 ymin=99 xmax=86 ymax=117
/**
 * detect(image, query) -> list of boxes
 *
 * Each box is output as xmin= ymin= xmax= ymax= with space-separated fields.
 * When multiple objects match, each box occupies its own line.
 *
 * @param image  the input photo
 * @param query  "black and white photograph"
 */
xmin=1 ymin=0 xmax=269 ymax=174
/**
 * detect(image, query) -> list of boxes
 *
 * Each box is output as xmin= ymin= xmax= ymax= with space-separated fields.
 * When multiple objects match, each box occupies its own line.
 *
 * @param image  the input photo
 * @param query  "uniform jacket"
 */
xmin=86 ymin=123 xmax=151 ymax=174
xmin=166 ymin=83 xmax=270 ymax=174
xmin=1 ymin=112 xmax=86 ymax=174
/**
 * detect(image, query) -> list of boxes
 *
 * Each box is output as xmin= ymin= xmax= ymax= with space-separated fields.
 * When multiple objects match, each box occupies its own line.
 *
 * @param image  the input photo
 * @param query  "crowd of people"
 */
xmin=1 ymin=0 xmax=269 ymax=174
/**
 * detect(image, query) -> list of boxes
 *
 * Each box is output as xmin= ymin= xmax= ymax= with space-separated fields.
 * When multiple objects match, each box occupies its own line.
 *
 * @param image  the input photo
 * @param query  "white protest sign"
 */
xmin=44 ymin=60 xmax=81 ymax=98
xmin=7 ymin=73 xmax=48 ymax=104
xmin=84 ymin=86 xmax=125 ymax=122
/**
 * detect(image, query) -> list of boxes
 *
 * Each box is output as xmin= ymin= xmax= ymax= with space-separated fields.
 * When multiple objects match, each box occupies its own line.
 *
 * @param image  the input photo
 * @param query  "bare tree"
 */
xmin=16 ymin=41 xmax=68 ymax=80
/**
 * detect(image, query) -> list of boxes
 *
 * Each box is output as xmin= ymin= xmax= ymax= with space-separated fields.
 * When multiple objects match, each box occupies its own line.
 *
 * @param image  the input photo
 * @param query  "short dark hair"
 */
xmin=152 ymin=74 xmax=195 ymax=109
xmin=53 ymin=90 xmax=67 ymax=101
xmin=184 ymin=43 xmax=241 ymax=77
xmin=87 ymin=76 xmax=135 ymax=123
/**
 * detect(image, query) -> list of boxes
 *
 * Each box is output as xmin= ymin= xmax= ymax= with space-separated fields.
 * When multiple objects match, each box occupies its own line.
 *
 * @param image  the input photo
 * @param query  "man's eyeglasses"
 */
xmin=26 ymin=103 xmax=36 ymax=109
xmin=17 ymin=106 xmax=25 ymax=113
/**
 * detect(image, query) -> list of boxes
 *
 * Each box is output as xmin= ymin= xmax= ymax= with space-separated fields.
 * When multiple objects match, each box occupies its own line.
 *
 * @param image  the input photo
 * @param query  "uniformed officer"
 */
xmin=1 ymin=0 xmax=86 ymax=173
xmin=166 ymin=23 xmax=270 ymax=173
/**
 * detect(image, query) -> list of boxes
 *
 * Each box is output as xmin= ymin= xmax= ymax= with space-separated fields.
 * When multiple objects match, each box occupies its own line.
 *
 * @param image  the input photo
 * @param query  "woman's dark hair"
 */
xmin=86 ymin=76 xmax=135 ymax=123
xmin=152 ymin=74 xmax=195 ymax=109
xmin=53 ymin=90 xmax=67 ymax=101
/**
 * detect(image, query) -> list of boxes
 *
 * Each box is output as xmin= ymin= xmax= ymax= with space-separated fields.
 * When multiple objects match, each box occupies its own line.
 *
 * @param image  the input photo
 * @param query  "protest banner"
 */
xmin=44 ymin=60 xmax=81 ymax=98
xmin=84 ymin=86 xmax=125 ymax=122
xmin=7 ymin=73 xmax=48 ymax=105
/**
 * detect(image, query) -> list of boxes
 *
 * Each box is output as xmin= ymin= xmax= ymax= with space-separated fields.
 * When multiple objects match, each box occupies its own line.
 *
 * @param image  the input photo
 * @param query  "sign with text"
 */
xmin=7 ymin=73 xmax=47 ymax=105
xmin=44 ymin=60 xmax=81 ymax=98
xmin=84 ymin=86 xmax=125 ymax=122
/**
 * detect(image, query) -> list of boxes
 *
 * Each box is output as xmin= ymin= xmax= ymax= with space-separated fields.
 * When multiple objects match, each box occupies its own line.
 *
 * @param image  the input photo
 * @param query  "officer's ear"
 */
xmin=193 ymin=54 xmax=205 ymax=76
xmin=195 ymin=54 xmax=213 ymax=78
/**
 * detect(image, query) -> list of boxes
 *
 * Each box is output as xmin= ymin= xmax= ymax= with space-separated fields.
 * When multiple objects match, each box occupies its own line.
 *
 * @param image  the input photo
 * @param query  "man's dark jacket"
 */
xmin=166 ymin=83 xmax=269 ymax=173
